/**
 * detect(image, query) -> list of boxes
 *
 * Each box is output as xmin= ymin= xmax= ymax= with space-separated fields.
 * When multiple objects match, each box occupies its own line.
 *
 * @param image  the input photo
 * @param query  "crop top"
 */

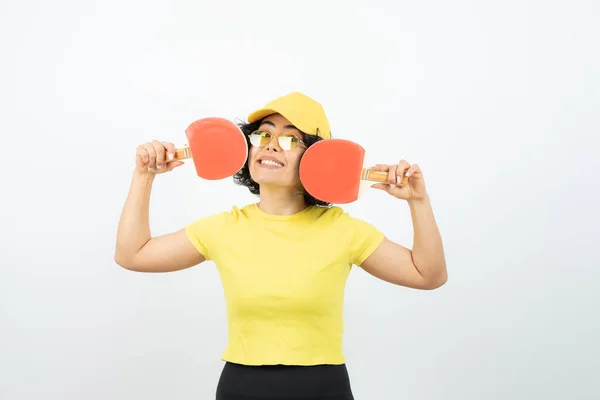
xmin=184 ymin=203 xmax=384 ymax=365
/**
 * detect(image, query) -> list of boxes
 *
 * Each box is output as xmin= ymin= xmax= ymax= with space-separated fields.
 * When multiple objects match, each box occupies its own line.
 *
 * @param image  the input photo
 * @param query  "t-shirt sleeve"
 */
xmin=343 ymin=213 xmax=386 ymax=266
xmin=184 ymin=211 xmax=230 ymax=261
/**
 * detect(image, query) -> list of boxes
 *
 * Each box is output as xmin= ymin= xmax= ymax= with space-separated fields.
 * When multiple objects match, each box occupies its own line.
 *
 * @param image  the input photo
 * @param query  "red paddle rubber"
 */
xmin=184 ymin=118 xmax=248 ymax=180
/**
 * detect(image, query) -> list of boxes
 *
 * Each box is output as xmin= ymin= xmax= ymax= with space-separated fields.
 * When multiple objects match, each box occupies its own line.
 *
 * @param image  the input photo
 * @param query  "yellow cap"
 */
xmin=247 ymin=92 xmax=331 ymax=140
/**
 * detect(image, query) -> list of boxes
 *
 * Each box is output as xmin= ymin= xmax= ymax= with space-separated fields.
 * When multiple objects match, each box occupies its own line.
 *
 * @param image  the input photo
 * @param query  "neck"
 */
xmin=257 ymin=185 xmax=308 ymax=215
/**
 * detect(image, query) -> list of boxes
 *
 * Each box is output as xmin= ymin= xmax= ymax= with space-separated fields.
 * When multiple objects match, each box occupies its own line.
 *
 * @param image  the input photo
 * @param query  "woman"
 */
xmin=115 ymin=92 xmax=447 ymax=399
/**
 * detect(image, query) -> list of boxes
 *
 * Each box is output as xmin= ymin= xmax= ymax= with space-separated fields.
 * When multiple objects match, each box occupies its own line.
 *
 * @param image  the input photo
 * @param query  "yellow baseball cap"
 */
xmin=247 ymin=92 xmax=331 ymax=140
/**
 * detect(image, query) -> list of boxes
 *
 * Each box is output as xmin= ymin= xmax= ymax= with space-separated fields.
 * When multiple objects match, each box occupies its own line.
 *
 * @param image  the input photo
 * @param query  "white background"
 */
xmin=1 ymin=0 xmax=599 ymax=399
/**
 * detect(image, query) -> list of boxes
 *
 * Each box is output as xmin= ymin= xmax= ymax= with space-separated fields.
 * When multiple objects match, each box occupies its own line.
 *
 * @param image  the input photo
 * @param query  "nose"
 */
xmin=265 ymin=135 xmax=281 ymax=152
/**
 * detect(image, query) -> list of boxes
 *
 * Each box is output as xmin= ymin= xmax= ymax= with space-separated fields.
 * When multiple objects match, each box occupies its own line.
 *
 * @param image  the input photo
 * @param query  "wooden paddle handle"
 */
xmin=171 ymin=146 xmax=193 ymax=161
xmin=361 ymin=168 xmax=409 ymax=185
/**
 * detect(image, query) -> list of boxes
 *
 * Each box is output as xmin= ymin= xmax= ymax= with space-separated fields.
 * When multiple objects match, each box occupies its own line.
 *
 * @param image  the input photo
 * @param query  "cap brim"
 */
xmin=248 ymin=108 xmax=278 ymax=123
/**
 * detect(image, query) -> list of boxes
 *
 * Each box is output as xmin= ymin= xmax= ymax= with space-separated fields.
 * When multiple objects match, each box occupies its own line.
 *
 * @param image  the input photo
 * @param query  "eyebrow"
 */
xmin=260 ymin=120 xmax=298 ymax=130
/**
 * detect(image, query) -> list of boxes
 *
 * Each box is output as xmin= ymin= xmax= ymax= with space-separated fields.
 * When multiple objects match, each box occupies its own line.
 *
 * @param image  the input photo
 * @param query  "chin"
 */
xmin=252 ymin=175 xmax=285 ymax=187
xmin=251 ymin=172 xmax=295 ymax=188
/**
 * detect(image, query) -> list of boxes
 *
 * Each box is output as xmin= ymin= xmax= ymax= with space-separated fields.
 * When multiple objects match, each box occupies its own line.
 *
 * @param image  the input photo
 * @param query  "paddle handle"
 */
xmin=361 ymin=168 xmax=409 ymax=185
xmin=171 ymin=146 xmax=193 ymax=161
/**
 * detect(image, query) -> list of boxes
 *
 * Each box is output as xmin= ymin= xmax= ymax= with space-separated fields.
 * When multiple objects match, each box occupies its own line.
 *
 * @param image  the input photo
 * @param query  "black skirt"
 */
xmin=216 ymin=361 xmax=355 ymax=400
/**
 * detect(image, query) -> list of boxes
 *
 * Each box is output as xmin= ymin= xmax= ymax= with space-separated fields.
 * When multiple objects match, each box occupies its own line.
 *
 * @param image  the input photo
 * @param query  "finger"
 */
xmin=163 ymin=142 xmax=176 ymax=161
xmin=397 ymin=159 xmax=410 ymax=175
xmin=396 ymin=160 xmax=411 ymax=185
xmin=152 ymin=140 xmax=166 ymax=169
xmin=371 ymin=183 xmax=393 ymax=193
xmin=405 ymin=163 xmax=421 ymax=178
xmin=367 ymin=164 xmax=390 ymax=172
xmin=136 ymin=145 xmax=150 ymax=166
xmin=136 ymin=154 xmax=145 ymax=169
xmin=387 ymin=165 xmax=397 ymax=185
xmin=371 ymin=183 xmax=407 ymax=199
xmin=166 ymin=161 xmax=184 ymax=171
xmin=143 ymin=143 xmax=157 ymax=169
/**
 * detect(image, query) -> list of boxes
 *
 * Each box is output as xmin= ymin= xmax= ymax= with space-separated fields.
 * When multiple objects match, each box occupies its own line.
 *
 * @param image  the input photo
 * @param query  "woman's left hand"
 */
xmin=369 ymin=160 xmax=428 ymax=201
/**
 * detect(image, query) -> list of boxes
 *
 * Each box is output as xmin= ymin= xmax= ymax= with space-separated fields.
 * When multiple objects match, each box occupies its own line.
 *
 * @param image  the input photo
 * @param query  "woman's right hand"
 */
xmin=135 ymin=140 xmax=185 ymax=175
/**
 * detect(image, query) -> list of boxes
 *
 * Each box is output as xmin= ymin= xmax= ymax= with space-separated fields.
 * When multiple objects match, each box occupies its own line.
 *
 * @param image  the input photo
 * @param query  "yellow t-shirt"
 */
xmin=184 ymin=203 xmax=384 ymax=366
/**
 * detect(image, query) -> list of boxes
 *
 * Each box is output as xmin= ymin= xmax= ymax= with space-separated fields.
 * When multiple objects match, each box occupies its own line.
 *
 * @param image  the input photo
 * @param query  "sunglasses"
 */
xmin=248 ymin=130 xmax=306 ymax=151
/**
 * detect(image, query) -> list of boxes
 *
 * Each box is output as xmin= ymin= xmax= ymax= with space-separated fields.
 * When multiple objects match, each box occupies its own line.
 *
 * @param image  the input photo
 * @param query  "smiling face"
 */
xmin=248 ymin=113 xmax=307 ymax=189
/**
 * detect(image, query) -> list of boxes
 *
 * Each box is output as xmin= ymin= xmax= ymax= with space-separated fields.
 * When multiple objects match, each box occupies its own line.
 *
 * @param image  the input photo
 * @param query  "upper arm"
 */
xmin=116 ymin=228 xmax=206 ymax=273
xmin=359 ymin=237 xmax=436 ymax=290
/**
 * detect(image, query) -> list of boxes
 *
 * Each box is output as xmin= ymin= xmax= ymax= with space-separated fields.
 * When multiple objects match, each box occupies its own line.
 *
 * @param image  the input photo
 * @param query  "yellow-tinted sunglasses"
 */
xmin=248 ymin=130 xmax=306 ymax=151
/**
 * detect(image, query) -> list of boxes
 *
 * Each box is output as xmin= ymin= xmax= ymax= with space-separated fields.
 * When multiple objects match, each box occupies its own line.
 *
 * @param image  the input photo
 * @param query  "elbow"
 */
xmin=423 ymin=269 xmax=448 ymax=290
xmin=114 ymin=239 xmax=148 ymax=271
xmin=114 ymin=253 xmax=129 ymax=269
xmin=114 ymin=251 xmax=137 ymax=271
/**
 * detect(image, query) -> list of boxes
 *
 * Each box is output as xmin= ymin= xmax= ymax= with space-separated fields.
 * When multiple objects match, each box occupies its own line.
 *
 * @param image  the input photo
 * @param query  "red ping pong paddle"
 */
xmin=169 ymin=117 xmax=248 ymax=180
xmin=299 ymin=139 xmax=409 ymax=204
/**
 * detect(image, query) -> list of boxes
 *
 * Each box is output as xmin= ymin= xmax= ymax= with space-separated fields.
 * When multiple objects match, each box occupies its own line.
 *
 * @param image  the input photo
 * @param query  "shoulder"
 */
xmin=184 ymin=204 xmax=254 ymax=259
xmin=309 ymin=206 xmax=385 ymax=265
xmin=311 ymin=205 xmax=371 ymax=226
xmin=308 ymin=206 xmax=382 ymax=238
xmin=186 ymin=204 xmax=250 ymax=231
xmin=307 ymin=205 xmax=347 ymax=220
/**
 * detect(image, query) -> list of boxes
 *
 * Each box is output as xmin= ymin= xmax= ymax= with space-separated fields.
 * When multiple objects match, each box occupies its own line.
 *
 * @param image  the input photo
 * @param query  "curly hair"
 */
xmin=233 ymin=120 xmax=332 ymax=207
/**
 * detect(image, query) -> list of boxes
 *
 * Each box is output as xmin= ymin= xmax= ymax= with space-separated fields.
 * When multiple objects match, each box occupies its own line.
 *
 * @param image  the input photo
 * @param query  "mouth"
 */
xmin=257 ymin=157 xmax=284 ymax=169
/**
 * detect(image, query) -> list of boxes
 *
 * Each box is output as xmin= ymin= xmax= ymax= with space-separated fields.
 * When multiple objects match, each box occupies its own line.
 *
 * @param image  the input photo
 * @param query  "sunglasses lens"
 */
xmin=278 ymin=136 xmax=295 ymax=150
xmin=249 ymin=131 xmax=269 ymax=147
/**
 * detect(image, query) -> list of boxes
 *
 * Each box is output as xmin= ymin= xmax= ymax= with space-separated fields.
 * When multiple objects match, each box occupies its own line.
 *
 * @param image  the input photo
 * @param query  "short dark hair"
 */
xmin=233 ymin=119 xmax=332 ymax=207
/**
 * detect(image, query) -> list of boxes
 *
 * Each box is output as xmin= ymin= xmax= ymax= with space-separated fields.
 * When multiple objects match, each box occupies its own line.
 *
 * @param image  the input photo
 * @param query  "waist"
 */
xmin=222 ymin=318 xmax=345 ymax=365
xmin=217 ymin=362 xmax=354 ymax=399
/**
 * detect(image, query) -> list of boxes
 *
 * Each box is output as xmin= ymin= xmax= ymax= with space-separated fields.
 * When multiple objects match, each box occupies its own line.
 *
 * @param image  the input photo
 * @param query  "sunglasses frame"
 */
xmin=248 ymin=130 xmax=306 ymax=151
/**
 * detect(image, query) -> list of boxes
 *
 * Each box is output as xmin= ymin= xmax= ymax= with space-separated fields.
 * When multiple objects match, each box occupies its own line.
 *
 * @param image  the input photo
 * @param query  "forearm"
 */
xmin=115 ymin=171 xmax=155 ymax=263
xmin=408 ymin=195 xmax=447 ymax=283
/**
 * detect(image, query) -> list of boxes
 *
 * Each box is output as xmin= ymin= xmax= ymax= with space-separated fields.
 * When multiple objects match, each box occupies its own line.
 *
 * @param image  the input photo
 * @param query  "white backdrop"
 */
xmin=1 ymin=0 xmax=599 ymax=399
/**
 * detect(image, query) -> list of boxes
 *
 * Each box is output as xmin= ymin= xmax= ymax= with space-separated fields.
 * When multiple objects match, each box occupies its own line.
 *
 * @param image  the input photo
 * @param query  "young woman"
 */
xmin=115 ymin=92 xmax=447 ymax=400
